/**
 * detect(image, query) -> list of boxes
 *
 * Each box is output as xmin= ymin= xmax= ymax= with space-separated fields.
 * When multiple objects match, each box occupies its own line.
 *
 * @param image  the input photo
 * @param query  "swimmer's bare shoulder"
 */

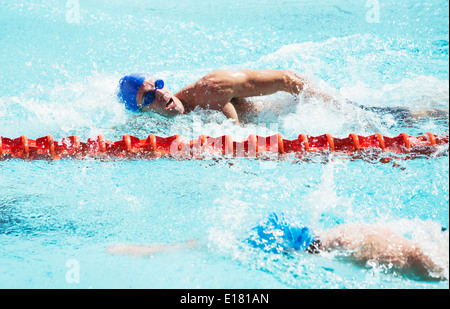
xmin=320 ymin=224 xmax=446 ymax=280
xmin=174 ymin=70 xmax=242 ymax=123
xmin=175 ymin=70 xmax=235 ymax=111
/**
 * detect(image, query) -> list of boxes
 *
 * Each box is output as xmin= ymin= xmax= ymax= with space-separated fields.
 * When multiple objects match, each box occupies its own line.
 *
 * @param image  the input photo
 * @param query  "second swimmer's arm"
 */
xmin=107 ymin=240 xmax=199 ymax=257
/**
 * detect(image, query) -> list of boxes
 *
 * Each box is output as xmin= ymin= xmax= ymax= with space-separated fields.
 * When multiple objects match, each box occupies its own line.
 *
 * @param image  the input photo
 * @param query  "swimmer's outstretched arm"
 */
xmin=176 ymin=69 xmax=337 ymax=124
xmin=319 ymin=224 xmax=446 ymax=280
xmin=223 ymin=70 xmax=335 ymax=102
xmin=107 ymin=240 xmax=199 ymax=257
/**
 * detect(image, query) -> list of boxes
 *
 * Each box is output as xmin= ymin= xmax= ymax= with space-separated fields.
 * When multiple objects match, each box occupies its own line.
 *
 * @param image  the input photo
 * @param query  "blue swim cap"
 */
xmin=118 ymin=73 xmax=151 ymax=112
xmin=248 ymin=212 xmax=315 ymax=253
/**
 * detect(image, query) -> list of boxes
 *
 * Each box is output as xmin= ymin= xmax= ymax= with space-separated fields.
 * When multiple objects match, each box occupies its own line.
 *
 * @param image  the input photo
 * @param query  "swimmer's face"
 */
xmin=136 ymin=77 xmax=185 ymax=116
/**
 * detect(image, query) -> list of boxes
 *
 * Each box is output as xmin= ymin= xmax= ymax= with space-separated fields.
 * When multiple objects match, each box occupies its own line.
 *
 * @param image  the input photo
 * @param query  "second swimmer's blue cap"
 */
xmin=118 ymin=73 xmax=151 ymax=112
xmin=249 ymin=212 xmax=315 ymax=253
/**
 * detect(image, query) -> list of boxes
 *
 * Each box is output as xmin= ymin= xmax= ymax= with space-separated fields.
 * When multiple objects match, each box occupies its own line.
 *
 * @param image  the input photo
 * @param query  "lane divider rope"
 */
xmin=0 ymin=132 xmax=448 ymax=161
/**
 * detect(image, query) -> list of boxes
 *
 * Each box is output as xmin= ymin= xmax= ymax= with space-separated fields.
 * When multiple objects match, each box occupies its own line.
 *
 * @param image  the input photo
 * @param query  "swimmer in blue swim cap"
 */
xmin=107 ymin=212 xmax=448 ymax=280
xmin=118 ymin=73 xmax=185 ymax=116
xmin=248 ymin=212 xmax=320 ymax=254
xmin=117 ymin=70 xmax=338 ymax=124
xmin=118 ymin=70 xmax=448 ymax=124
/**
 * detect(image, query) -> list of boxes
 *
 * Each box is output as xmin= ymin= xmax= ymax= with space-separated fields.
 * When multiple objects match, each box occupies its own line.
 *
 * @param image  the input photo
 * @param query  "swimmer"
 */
xmin=117 ymin=70 xmax=448 ymax=124
xmin=107 ymin=212 xmax=448 ymax=281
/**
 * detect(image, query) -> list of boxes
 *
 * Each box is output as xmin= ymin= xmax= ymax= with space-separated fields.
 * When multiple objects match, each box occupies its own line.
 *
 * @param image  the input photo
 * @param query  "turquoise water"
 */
xmin=0 ymin=0 xmax=449 ymax=288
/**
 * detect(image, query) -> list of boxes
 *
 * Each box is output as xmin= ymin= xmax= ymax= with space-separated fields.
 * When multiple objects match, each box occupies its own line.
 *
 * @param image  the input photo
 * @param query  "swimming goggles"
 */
xmin=141 ymin=79 xmax=164 ymax=109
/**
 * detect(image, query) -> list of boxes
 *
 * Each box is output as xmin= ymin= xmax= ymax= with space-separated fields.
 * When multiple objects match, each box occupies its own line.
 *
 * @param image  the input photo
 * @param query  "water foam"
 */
xmin=0 ymin=72 xmax=126 ymax=139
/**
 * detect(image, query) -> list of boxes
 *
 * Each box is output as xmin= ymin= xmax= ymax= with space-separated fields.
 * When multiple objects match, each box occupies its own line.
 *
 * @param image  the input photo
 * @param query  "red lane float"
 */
xmin=0 ymin=133 xmax=448 ymax=161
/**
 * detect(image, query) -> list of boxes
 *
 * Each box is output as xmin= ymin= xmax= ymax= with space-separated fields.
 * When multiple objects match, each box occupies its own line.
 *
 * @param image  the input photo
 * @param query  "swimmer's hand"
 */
xmin=222 ymin=102 xmax=240 ymax=125
xmin=285 ymin=71 xmax=337 ymax=104
xmin=107 ymin=240 xmax=199 ymax=257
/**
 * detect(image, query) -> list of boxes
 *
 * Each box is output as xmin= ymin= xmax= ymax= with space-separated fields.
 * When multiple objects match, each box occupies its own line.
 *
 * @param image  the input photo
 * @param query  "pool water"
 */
xmin=0 ymin=0 xmax=448 ymax=288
